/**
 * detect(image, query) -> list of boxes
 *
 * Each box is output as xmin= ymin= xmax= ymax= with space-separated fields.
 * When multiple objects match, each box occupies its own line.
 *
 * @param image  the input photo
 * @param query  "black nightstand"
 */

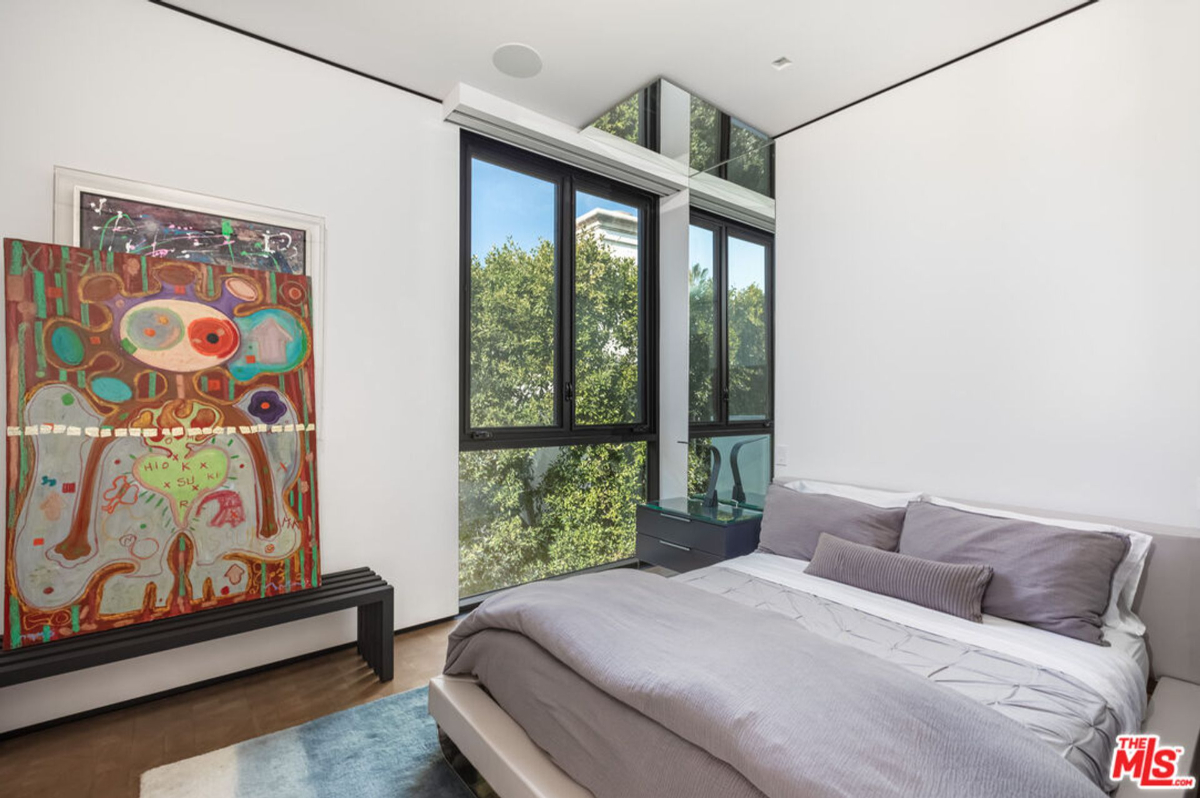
xmin=636 ymin=498 xmax=763 ymax=573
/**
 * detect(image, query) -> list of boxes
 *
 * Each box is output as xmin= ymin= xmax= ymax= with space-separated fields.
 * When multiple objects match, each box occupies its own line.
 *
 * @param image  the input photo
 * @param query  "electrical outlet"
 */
xmin=775 ymin=444 xmax=789 ymax=467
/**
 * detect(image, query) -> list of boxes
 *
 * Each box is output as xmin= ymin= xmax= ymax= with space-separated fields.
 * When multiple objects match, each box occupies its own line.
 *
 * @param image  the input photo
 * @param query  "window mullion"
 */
xmin=562 ymin=172 xmax=576 ymax=435
xmin=718 ymin=221 xmax=730 ymax=427
xmin=718 ymin=113 xmax=732 ymax=182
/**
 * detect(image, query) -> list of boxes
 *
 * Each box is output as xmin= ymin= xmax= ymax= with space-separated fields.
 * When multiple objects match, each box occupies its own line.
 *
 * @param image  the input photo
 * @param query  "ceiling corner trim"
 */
xmin=770 ymin=0 xmax=1100 ymax=141
xmin=145 ymin=0 xmax=442 ymax=103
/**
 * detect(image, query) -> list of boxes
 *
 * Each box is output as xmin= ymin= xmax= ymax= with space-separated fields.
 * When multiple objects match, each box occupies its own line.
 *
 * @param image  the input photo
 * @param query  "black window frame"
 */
xmin=642 ymin=81 xmax=660 ymax=152
xmin=688 ymin=209 xmax=774 ymax=437
xmin=459 ymin=132 xmax=660 ymax=482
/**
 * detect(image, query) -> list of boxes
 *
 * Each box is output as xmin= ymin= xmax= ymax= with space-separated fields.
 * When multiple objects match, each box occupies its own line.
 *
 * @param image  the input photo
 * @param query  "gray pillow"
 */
xmin=899 ymin=501 xmax=1130 ymax=644
xmin=758 ymin=485 xmax=906 ymax=561
xmin=806 ymin=533 xmax=994 ymax=622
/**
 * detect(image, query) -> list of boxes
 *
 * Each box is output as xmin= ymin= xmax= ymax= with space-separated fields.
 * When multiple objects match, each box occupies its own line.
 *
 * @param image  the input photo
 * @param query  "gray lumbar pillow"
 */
xmin=899 ymin=501 xmax=1130 ymax=644
xmin=805 ymin=533 xmax=994 ymax=622
xmin=758 ymin=484 xmax=906 ymax=562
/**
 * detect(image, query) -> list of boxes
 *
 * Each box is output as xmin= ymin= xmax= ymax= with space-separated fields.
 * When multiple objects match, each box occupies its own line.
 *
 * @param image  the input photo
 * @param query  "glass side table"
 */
xmin=636 ymin=497 xmax=763 ymax=573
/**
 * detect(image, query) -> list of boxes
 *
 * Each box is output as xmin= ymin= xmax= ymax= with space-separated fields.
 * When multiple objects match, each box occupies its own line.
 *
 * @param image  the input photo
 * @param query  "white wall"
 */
xmin=774 ymin=0 xmax=1200 ymax=528
xmin=0 ymin=0 xmax=460 ymax=732
xmin=658 ymin=191 xmax=692 ymax=498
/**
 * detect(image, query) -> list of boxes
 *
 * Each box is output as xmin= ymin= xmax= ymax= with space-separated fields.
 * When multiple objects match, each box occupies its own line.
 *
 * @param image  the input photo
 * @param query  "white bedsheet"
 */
xmin=719 ymin=551 xmax=1148 ymax=736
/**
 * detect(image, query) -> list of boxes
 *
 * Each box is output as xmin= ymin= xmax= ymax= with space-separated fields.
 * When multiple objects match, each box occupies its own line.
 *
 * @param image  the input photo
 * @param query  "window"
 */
xmin=589 ymin=84 xmax=659 ymax=149
xmin=688 ymin=225 xmax=717 ymax=423
xmin=460 ymin=133 xmax=657 ymax=598
xmin=459 ymin=442 xmax=647 ymax=596
xmin=591 ymin=92 xmax=641 ymax=145
xmin=689 ymin=95 xmax=721 ymax=175
xmin=688 ymin=211 xmax=773 ymax=505
xmin=727 ymin=120 xmax=772 ymax=197
xmin=727 ymin=234 xmax=770 ymax=421
xmin=688 ymin=107 xmax=774 ymax=198
xmin=467 ymin=159 xmax=558 ymax=429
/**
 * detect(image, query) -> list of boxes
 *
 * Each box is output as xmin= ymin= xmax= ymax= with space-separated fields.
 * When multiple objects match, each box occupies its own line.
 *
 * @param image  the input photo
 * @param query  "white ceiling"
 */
xmin=168 ymin=0 xmax=1085 ymax=136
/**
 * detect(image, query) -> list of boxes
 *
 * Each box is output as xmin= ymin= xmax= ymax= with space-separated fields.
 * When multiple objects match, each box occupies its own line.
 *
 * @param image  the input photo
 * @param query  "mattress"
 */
xmin=679 ymin=553 xmax=1149 ymax=790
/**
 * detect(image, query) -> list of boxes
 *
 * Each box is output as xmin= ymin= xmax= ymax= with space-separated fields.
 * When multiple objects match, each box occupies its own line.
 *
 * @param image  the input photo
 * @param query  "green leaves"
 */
xmin=459 ymin=443 xmax=645 ymax=596
xmin=689 ymin=262 xmax=716 ymax=422
xmin=729 ymin=282 xmax=768 ymax=418
xmin=468 ymin=238 xmax=557 ymax=428
xmin=592 ymin=93 xmax=641 ymax=144
xmin=461 ymin=229 xmax=646 ymax=596
xmin=573 ymin=229 xmax=640 ymax=426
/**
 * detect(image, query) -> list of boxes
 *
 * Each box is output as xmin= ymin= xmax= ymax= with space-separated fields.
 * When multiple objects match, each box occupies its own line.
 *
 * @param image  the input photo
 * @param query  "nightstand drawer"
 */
xmin=636 ymin=534 xmax=722 ymax=573
xmin=636 ymin=506 xmax=726 ymax=555
xmin=635 ymin=506 xmax=760 ymax=557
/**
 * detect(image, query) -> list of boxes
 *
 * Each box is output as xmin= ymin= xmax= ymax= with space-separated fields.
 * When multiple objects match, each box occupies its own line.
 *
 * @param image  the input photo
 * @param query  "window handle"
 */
xmin=470 ymin=430 xmax=493 ymax=441
xmin=565 ymin=382 xmax=574 ymax=402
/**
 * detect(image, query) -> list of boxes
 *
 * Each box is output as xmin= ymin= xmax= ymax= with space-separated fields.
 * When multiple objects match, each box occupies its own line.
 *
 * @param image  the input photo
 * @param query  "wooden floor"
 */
xmin=0 ymin=620 xmax=457 ymax=798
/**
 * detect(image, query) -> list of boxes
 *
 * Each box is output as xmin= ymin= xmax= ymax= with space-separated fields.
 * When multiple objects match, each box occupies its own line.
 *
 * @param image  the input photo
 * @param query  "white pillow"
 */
xmin=783 ymin=479 xmax=923 ymax=510
xmin=925 ymin=496 xmax=1152 ymax=637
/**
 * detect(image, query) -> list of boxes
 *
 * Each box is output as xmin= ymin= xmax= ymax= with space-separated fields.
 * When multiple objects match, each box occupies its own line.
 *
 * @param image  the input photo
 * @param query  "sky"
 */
xmin=689 ymin=225 xmax=713 ymax=278
xmin=728 ymin=235 xmax=766 ymax=291
xmin=471 ymin=158 xmax=637 ymax=259
xmin=689 ymin=224 xmax=764 ymax=291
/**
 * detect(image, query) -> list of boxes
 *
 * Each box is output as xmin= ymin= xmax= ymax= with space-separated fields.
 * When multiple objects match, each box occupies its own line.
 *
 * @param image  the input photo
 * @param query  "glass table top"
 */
xmin=642 ymin=496 xmax=764 ymax=526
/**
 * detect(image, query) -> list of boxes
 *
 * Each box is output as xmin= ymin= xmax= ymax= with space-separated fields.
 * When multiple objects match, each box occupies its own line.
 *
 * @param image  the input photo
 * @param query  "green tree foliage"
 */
xmin=728 ymin=281 xmax=768 ymax=418
xmin=687 ymin=437 xmax=714 ymax=497
xmin=689 ymin=262 xmax=715 ymax=422
xmin=727 ymin=124 xmax=771 ymax=196
xmin=592 ymin=93 xmax=641 ymax=144
xmin=575 ymin=229 xmax=641 ymax=425
xmin=688 ymin=260 xmax=768 ymax=421
xmin=460 ymin=229 xmax=646 ymax=597
xmin=690 ymin=96 xmax=720 ymax=174
xmin=468 ymin=238 xmax=556 ymax=427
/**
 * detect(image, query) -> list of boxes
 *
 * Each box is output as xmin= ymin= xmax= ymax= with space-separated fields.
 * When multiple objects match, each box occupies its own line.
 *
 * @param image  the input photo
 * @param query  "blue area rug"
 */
xmin=140 ymin=687 xmax=474 ymax=798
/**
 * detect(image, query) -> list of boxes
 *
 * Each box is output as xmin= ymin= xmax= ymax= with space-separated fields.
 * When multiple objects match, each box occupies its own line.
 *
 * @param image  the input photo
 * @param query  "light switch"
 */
xmin=775 ymin=444 xmax=788 ymax=466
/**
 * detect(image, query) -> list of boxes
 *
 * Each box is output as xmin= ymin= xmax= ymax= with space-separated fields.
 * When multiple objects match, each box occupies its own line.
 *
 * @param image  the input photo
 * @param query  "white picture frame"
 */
xmin=52 ymin=166 xmax=327 ymax=432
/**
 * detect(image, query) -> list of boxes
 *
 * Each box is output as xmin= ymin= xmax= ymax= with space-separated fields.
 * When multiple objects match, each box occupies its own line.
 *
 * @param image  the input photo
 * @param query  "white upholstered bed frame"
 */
xmin=429 ymin=487 xmax=1200 ymax=798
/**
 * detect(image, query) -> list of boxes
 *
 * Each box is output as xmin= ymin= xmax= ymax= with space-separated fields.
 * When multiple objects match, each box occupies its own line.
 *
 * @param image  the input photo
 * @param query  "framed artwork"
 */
xmin=53 ymin=167 xmax=326 ymax=424
xmin=4 ymin=239 xmax=320 ymax=649
xmin=53 ymin=168 xmax=324 ymax=275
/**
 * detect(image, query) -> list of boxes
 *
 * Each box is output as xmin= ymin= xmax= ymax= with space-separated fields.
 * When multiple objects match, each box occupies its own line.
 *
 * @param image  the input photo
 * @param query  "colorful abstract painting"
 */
xmin=4 ymin=239 xmax=319 ymax=649
xmin=78 ymin=192 xmax=308 ymax=274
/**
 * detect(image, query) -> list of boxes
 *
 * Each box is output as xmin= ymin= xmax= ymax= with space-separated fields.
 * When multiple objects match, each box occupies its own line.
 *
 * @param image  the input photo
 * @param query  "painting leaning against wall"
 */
xmin=3 ymin=239 xmax=320 ymax=649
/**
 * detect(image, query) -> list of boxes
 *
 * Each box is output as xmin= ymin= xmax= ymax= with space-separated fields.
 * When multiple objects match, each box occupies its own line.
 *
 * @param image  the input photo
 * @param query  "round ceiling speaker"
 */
xmin=492 ymin=43 xmax=542 ymax=79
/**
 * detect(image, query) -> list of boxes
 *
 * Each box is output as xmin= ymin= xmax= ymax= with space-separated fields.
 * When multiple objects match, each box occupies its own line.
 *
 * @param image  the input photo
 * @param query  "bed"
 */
xmin=429 ymin=487 xmax=1200 ymax=798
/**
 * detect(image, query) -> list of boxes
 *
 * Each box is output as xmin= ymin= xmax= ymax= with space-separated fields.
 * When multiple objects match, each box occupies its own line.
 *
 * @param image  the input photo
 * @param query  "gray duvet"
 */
xmin=445 ymin=568 xmax=1106 ymax=798
xmin=680 ymin=565 xmax=1122 ymax=789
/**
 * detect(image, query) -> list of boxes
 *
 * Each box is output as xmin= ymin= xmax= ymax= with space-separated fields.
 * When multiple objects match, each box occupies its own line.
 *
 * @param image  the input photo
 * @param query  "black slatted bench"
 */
xmin=0 ymin=567 xmax=394 ymax=688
